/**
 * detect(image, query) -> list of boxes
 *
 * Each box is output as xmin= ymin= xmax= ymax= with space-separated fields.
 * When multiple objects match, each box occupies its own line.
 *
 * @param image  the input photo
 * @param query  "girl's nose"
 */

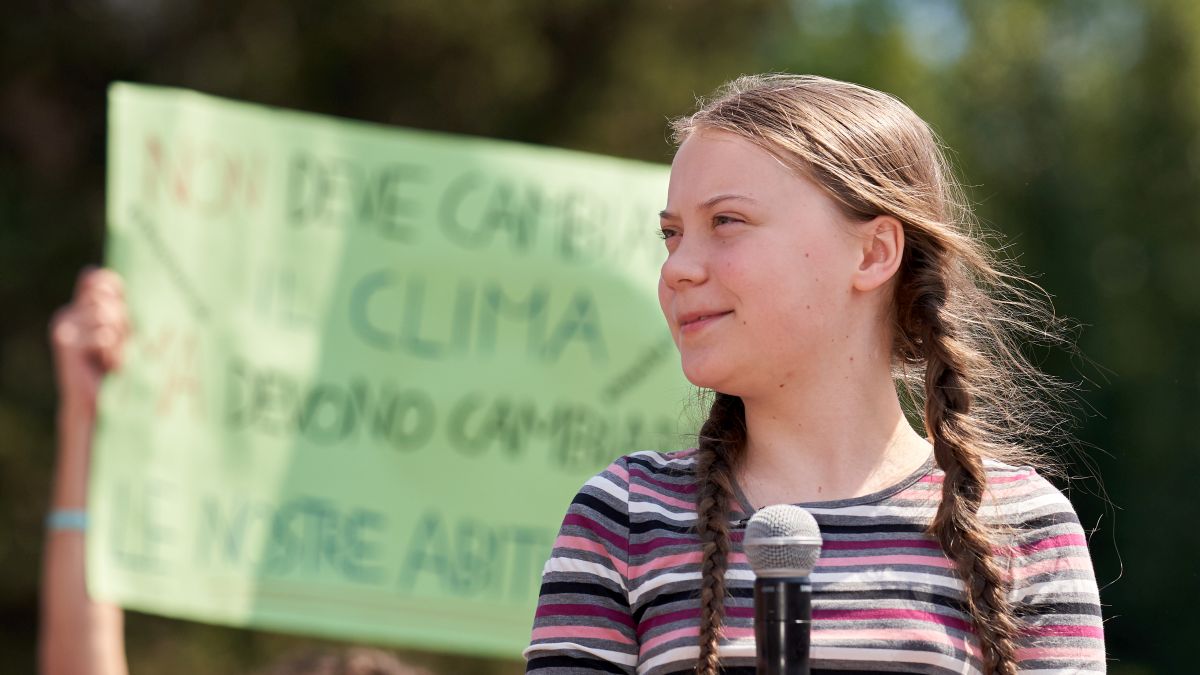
xmin=660 ymin=235 xmax=708 ymax=290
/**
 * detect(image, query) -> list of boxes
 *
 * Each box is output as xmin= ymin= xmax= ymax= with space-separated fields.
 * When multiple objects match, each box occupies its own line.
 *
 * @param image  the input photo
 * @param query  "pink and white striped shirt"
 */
xmin=524 ymin=449 xmax=1105 ymax=674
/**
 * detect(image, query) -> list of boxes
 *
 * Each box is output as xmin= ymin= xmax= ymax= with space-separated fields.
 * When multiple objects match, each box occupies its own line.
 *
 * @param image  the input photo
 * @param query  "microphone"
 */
xmin=744 ymin=504 xmax=823 ymax=675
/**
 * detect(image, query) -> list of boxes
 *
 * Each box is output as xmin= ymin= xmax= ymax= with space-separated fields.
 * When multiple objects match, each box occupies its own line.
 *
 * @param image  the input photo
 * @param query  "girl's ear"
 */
xmin=851 ymin=215 xmax=905 ymax=292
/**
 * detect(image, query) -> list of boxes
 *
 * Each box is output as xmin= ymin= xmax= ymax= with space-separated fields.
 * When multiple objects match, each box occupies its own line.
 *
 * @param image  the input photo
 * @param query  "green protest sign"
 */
xmin=90 ymin=83 xmax=693 ymax=658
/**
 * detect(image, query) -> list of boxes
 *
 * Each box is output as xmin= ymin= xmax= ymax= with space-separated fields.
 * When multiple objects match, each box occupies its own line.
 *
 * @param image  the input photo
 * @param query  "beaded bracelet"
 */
xmin=46 ymin=509 xmax=88 ymax=532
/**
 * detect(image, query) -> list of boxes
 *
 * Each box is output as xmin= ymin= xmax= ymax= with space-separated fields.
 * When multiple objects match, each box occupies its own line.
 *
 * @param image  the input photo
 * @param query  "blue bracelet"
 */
xmin=46 ymin=509 xmax=88 ymax=531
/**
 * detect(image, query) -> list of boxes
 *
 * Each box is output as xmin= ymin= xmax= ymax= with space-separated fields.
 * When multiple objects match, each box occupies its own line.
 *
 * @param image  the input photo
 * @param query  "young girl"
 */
xmin=523 ymin=75 xmax=1106 ymax=674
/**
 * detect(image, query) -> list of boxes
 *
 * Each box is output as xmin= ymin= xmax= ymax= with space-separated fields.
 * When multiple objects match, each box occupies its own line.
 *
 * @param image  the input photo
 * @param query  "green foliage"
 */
xmin=2 ymin=1 xmax=1195 ymax=672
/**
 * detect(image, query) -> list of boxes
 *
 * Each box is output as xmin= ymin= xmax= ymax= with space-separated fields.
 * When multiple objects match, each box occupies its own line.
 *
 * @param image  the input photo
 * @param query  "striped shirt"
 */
xmin=524 ymin=449 xmax=1105 ymax=674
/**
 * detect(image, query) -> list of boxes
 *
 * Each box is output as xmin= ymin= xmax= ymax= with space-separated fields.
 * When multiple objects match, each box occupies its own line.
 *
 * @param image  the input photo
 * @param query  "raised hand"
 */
xmin=49 ymin=267 xmax=131 ymax=416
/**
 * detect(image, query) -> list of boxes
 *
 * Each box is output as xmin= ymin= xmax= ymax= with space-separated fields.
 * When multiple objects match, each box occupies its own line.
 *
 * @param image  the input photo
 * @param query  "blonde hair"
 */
xmin=672 ymin=74 xmax=1079 ymax=675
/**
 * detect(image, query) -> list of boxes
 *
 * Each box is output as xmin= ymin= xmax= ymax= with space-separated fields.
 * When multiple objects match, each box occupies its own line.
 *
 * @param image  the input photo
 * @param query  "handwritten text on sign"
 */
xmin=91 ymin=84 xmax=693 ymax=658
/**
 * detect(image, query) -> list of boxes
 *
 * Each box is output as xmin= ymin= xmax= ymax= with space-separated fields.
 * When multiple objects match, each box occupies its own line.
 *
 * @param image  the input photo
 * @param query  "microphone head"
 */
xmin=743 ymin=504 xmax=822 ymax=577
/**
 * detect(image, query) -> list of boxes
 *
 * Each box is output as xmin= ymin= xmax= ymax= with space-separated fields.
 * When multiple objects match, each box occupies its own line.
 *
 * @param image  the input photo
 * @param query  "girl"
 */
xmin=524 ymin=75 xmax=1105 ymax=674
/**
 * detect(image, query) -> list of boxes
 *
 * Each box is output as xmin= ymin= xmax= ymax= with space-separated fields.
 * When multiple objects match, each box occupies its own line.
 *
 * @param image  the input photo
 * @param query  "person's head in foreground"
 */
xmin=667 ymin=73 xmax=1080 ymax=672
xmin=525 ymin=72 xmax=1101 ymax=675
xmin=660 ymin=75 xmax=1080 ymax=674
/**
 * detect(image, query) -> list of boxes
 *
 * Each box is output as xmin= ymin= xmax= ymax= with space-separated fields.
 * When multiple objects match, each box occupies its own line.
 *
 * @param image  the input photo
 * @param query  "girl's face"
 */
xmin=657 ymin=129 xmax=868 ymax=396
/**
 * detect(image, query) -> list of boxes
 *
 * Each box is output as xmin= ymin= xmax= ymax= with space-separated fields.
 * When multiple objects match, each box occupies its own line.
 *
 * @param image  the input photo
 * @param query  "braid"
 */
xmin=906 ymin=251 xmax=1023 ymax=675
xmin=671 ymin=74 xmax=1087 ymax=675
xmin=693 ymin=392 xmax=746 ymax=675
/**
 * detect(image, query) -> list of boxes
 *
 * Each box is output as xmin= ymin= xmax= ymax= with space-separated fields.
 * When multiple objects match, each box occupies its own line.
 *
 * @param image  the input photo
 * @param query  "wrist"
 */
xmin=53 ymin=402 xmax=97 ymax=508
xmin=50 ymin=454 xmax=89 ymax=511
xmin=57 ymin=398 xmax=98 ymax=426
xmin=55 ymin=401 xmax=97 ymax=459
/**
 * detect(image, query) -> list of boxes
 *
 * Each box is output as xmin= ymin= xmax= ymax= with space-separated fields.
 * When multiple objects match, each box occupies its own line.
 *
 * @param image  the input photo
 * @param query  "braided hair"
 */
xmin=693 ymin=392 xmax=746 ymax=674
xmin=674 ymin=75 xmax=1078 ymax=675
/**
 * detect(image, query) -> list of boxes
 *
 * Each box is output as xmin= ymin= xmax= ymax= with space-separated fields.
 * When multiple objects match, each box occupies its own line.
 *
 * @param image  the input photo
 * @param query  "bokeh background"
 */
xmin=3 ymin=1 xmax=1197 ymax=673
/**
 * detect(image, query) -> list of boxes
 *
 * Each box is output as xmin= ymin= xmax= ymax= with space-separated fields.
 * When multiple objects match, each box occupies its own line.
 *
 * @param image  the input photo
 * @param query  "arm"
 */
xmin=524 ymin=457 xmax=638 ymax=674
xmin=39 ymin=268 xmax=131 ymax=675
xmin=1008 ymin=471 xmax=1107 ymax=673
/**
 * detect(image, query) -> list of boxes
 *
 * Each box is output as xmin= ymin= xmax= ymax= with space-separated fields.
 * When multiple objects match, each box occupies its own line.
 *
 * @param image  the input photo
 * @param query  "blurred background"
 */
xmin=2 ymin=0 xmax=1196 ymax=673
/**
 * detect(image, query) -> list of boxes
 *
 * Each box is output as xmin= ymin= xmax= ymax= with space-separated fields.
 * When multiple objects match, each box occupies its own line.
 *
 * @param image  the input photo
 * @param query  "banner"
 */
xmin=90 ymin=83 xmax=693 ymax=658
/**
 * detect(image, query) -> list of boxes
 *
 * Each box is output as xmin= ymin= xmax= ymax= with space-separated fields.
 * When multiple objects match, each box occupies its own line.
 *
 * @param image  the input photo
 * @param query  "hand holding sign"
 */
xmin=50 ymin=268 xmax=131 ymax=414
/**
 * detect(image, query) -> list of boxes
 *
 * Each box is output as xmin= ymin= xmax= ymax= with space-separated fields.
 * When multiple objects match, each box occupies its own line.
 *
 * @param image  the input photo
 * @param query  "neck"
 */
xmin=736 ymin=329 xmax=931 ymax=506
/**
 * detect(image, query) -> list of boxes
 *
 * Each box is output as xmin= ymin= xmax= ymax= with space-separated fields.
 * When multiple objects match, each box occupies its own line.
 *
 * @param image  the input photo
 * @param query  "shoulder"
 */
xmin=980 ymin=458 xmax=1076 ymax=510
xmin=926 ymin=458 xmax=1079 ymax=519
xmin=570 ymin=449 xmax=699 ymax=515
xmin=615 ymin=449 xmax=699 ymax=498
xmin=623 ymin=447 xmax=698 ymax=476
xmin=978 ymin=459 xmax=1091 ymax=547
xmin=576 ymin=446 xmax=700 ymax=487
xmin=567 ymin=448 xmax=698 ymax=507
xmin=579 ymin=448 xmax=696 ymax=488
xmin=582 ymin=449 xmax=698 ymax=486
xmin=978 ymin=463 xmax=1104 ymax=632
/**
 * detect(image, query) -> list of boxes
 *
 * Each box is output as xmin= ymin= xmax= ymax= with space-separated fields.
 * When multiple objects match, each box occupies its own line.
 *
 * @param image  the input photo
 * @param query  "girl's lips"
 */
xmin=680 ymin=311 xmax=733 ymax=334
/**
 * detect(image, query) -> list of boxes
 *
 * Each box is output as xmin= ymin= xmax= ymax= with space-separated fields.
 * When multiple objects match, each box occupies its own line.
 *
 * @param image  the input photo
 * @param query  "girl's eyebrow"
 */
xmin=659 ymin=193 xmax=758 ymax=221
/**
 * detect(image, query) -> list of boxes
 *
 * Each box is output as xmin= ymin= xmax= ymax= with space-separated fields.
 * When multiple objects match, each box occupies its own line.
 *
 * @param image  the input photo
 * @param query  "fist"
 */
xmin=49 ymin=267 xmax=131 ymax=413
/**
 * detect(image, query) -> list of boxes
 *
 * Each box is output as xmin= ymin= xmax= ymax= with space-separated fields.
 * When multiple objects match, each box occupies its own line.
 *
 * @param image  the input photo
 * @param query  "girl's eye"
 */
xmin=657 ymin=226 xmax=679 ymax=240
xmin=713 ymin=214 xmax=742 ymax=227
